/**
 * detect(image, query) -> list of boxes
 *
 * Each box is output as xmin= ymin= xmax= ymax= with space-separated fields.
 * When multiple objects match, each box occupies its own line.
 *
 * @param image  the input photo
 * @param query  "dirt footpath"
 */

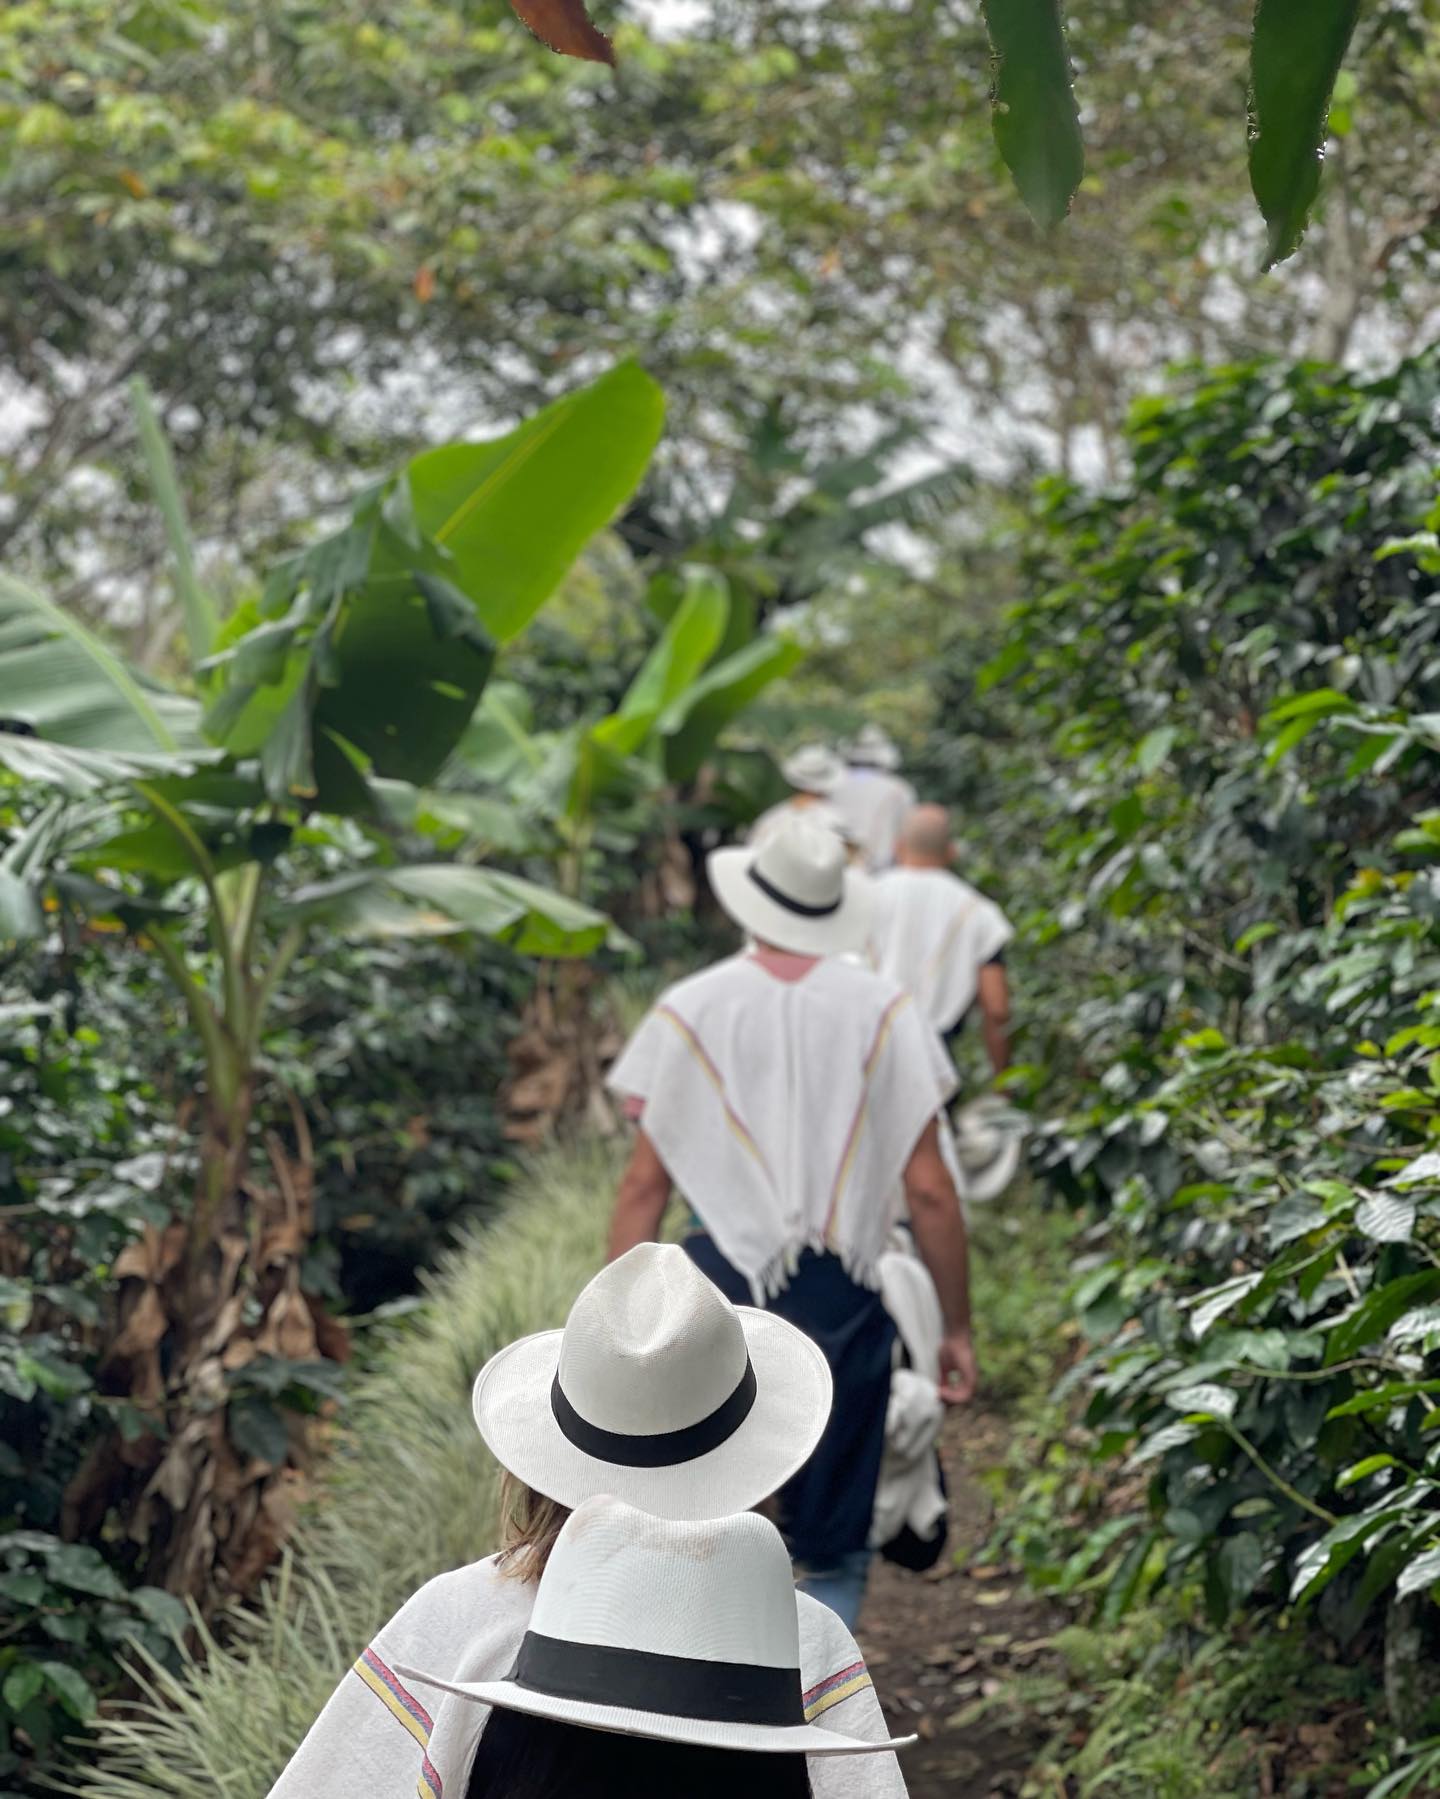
xmin=859 ymin=1406 xmax=1065 ymax=1799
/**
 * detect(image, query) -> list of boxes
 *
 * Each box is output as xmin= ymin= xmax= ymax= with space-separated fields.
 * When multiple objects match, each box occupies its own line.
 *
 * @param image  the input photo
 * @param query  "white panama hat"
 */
xmin=709 ymin=815 xmax=873 ymax=957
xmin=779 ymin=742 xmax=845 ymax=796
xmin=473 ymin=1243 xmax=832 ymax=1518
xmin=842 ymin=723 xmax=903 ymax=771
xmin=952 ymin=1095 xmax=1025 ymax=1202
xmin=400 ymin=1496 xmax=916 ymax=1757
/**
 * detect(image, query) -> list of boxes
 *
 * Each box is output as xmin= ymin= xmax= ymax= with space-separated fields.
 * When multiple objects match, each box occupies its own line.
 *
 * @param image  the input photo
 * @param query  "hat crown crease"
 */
xmin=557 ymin=1245 xmax=749 ymax=1437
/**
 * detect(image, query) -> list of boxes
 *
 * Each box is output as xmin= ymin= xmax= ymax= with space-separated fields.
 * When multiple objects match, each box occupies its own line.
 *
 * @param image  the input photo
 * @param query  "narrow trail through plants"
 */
xmin=861 ymin=1404 xmax=1065 ymax=1799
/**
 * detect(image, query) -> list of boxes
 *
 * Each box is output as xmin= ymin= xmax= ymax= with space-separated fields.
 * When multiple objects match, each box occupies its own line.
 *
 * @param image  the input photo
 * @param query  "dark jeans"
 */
xmin=682 ymin=1235 xmax=896 ymax=1568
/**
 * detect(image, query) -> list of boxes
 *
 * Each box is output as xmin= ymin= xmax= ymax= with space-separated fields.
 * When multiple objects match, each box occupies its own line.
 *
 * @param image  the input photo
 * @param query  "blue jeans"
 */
xmin=796 ymin=1550 xmax=873 ymax=1633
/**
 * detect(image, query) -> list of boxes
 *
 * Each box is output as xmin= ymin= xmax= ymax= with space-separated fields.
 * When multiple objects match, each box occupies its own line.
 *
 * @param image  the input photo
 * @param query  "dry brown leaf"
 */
xmin=508 ymin=1060 xmax=571 ymax=1116
xmin=257 ymin=1219 xmax=306 ymax=1269
xmin=200 ymin=1295 xmax=245 ymax=1360
xmin=306 ymin=1295 xmax=353 ymax=1365
xmin=507 ymin=0 xmax=615 ymax=65
xmin=112 ymin=1285 xmax=169 ymax=1358
xmin=114 ymin=1221 xmax=185 ymax=1283
xmin=256 ymin=1290 xmax=317 ymax=1361
xmin=222 ymin=1336 xmax=258 ymax=1372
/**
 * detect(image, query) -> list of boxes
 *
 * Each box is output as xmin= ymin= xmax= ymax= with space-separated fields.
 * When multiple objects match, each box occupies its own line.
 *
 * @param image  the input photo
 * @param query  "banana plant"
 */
xmin=0 ymin=362 xmax=663 ymax=1588
xmin=427 ymin=562 xmax=804 ymax=899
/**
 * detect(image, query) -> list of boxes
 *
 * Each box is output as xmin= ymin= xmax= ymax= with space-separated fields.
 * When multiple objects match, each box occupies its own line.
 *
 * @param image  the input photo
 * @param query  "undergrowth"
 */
xmin=67 ymin=1137 xmax=628 ymax=1799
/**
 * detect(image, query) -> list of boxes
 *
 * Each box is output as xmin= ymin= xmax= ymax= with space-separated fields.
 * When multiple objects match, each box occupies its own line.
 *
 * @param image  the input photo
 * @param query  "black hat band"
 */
xmin=511 ymin=1631 xmax=805 ymax=1728
xmin=550 ymin=1356 xmax=757 ymax=1468
xmin=747 ymin=865 xmax=842 ymax=919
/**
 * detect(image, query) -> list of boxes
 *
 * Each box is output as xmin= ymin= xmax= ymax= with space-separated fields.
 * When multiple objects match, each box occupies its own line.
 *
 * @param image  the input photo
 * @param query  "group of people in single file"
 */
xmin=270 ymin=725 xmax=1017 ymax=1798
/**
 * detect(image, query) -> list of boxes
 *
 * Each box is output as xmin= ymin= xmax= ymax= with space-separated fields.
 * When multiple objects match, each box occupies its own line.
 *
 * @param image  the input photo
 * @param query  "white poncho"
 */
xmin=832 ymin=769 xmax=917 ymax=871
xmin=750 ymin=797 xmax=848 ymax=849
xmin=867 ymin=867 xmax=1014 ymax=1034
xmin=607 ymin=954 xmax=956 ymax=1299
xmin=266 ymin=1555 xmax=908 ymax=1799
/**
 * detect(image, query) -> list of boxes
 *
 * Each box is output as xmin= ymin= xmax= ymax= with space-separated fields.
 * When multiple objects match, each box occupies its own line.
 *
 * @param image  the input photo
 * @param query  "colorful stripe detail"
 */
xmin=417 ymin=1752 xmax=444 ymax=1799
xmin=803 ymin=1659 xmax=873 ymax=1720
xmin=823 ymin=993 xmax=911 ymax=1241
xmin=658 ymin=1006 xmax=774 ymax=1181
xmin=354 ymin=1647 xmax=433 ymax=1744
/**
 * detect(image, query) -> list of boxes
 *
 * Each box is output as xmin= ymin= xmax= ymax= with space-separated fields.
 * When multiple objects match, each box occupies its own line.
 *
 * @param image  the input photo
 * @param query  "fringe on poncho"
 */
xmin=607 ymin=954 xmax=956 ymax=1302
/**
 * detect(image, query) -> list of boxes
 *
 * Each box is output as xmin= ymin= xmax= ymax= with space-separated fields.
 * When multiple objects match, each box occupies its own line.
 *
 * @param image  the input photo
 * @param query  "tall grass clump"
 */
xmin=70 ymin=1136 xmax=627 ymax=1799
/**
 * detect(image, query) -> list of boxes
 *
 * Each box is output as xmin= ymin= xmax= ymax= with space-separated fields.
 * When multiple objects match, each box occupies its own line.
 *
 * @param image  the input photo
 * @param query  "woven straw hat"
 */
xmin=473 ymin=1244 xmax=832 ymax=1518
xmin=400 ymin=1496 xmax=916 ymax=1756
xmin=709 ymin=815 xmax=872 ymax=957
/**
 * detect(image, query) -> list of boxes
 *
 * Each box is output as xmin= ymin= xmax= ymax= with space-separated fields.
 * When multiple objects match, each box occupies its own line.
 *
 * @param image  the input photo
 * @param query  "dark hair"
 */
xmin=465 ymin=1707 xmax=814 ymax=1799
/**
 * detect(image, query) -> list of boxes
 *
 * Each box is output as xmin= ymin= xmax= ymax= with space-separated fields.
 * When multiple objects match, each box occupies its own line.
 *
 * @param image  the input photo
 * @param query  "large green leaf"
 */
xmin=0 ymin=574 xmax=201 ymax=754
xmin=283 ymin=863 xmax=623 ymax=957
xmin=660 ymin=634 xmax=806 ymax=783
xmin=449 ymin=682 xmax=543 ymax=787
xmin=563 ymin=567 xmax=731 ymax=820
xmin=130 ymin=377 xmax=218 ymax=668
xmin=0 ymin=734 xmax=203 ymax=797
xmin=594 ymin=567 xmax=730 ymax=757
xmin=204 ymin=493 xmax=497 ymax=808
xmin=372 ymin=779 xmax=537 ymax=855
xmin=1249 ymin=0 xmax=1361 ymax=267
xmin=407 ymin=360 xmax=665 ymax=643
xmin=205 ymin=361 xmax=661 ymax=808
xmin=982 ymin=0 xmax=1085 ymax=229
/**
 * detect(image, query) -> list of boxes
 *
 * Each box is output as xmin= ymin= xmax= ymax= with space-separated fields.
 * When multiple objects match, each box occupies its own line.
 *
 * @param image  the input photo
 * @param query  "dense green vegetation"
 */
xmin=6 ymin=0 xmax=1440 ymax=1792
xmin=0 ymin=353 xmax=804 ymax=1785
xmin=927 ymin=349 xmax=1440 ymax=1795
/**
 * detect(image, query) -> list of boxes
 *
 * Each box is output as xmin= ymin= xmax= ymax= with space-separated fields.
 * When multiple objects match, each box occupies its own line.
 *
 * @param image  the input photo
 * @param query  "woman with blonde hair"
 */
xmin=269 ymin=1245 xmax=908 ymax=1799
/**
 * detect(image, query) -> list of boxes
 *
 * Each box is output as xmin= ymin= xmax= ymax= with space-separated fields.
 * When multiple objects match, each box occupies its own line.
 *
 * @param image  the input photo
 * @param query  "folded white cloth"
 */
xmin=871 ymin=1247 xmax=947 ymax=1552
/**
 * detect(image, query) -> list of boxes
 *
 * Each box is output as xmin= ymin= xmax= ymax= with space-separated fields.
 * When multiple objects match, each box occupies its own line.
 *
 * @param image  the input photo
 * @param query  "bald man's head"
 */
xmin=897 ymin=803 xmax=954 ymax=867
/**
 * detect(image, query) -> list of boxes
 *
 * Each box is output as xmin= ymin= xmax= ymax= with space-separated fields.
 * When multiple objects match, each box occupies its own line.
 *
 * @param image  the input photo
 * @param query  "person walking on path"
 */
xmin=831 ymin=725 xmax=917 ymax=872
xmin=750 ymin=744 xmax=850 ymax=851
xmin=606 ymin=817 xmax=978 ymax=1631
xmin=867 ymin=803 xmax=1014 ymax=1077
xmin=267 ymin=1244 xmax=907 ymax=1799
xmin=406 ymin=1496 xmax=914 ymax=1799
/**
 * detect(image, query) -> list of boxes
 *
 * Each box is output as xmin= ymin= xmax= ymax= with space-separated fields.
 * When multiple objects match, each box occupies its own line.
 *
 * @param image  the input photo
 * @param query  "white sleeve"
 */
xmin=797 ymin=1594 xmax=909 ymax=1798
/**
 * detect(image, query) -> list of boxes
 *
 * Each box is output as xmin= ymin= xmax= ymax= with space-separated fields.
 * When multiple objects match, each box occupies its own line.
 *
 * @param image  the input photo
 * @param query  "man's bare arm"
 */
xmin=607 ymin=1128 xmax=673 ymax=1261
xmin=903 ymin=1116 xmax=977 ymax=1403
xmin=977 ymin=961 xmax=1012 ymax=1078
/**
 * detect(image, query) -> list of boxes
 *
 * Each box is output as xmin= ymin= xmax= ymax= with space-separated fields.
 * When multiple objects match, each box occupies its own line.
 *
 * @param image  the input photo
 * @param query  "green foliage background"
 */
xmin=917 ymin=348 xmax=1440 ymax=1793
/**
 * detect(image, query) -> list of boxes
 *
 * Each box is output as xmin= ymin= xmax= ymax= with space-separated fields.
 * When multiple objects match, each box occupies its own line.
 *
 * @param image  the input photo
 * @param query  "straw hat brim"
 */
xmin=953 ymin=1100 xmax=1025 ymax=1202
xmin=957 ymin=1134 xmax=1022 ymax=1202
xmin=473 ymin=1307 xmax=832 ymax=1518
xmin=399 ymin=1668 xmax=918 ymax=1757
xmin=709 ymin=846 xmax=872 ymax=958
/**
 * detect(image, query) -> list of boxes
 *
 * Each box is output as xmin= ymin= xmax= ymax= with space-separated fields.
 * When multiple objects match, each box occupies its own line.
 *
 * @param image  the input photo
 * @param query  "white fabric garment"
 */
xmin=832 ymin=769 xmax=917 ymax=872
xmin=867 ymin=867 xmax=1014 ymax=1035
xmin=871 ymin=1249 xmax=946 ymax=1551
xmin=607 ymin=954 xmax=957 ymax=1299
xmin=750 ymin=797 xmax=848 ymax=849
xmin=266 ymin=1554 xmax=908 ymax=1799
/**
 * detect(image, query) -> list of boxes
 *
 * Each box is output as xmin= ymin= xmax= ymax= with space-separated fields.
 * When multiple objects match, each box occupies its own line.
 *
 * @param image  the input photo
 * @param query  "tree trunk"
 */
xmin=1385 ymin=1590 xmax=1440 ymax=1738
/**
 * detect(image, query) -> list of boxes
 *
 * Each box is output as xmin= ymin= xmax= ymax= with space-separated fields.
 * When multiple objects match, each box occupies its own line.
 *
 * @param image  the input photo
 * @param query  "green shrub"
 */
xmin=928 ymin=349 xmax=1440 ymax=1783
